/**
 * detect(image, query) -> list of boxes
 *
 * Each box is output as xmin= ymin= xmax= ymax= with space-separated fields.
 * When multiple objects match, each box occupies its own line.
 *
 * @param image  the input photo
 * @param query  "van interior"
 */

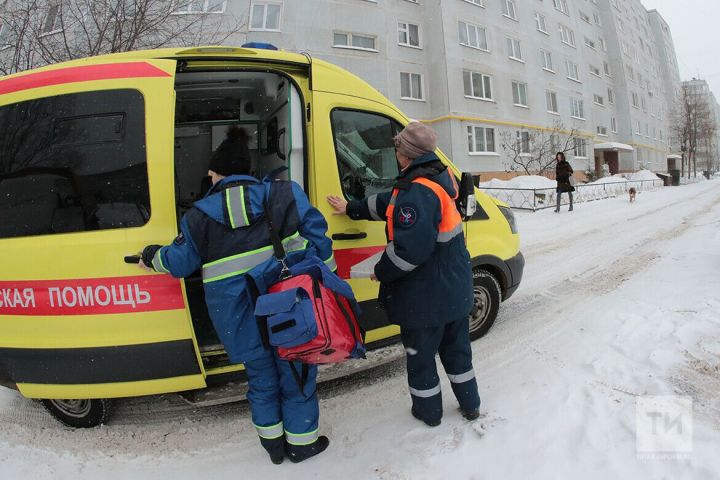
xmin=173 ymin=70 xmax=305 ymax=372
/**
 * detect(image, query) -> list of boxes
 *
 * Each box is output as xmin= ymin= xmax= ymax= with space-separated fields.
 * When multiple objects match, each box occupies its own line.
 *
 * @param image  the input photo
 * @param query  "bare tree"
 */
xmin=500 ymin=121 xmax=579 ymax=176
xmin=0 ymin=0 xmax=244 ymax=75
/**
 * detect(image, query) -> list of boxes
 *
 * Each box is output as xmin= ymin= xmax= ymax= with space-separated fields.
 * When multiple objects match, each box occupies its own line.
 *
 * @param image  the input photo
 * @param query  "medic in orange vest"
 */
xmin=327 ymin=122 xmax=480 ymax=427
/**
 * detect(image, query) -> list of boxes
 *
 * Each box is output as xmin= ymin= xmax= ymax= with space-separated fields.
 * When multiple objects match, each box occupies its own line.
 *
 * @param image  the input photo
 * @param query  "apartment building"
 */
xmin=1 ymin=0 xmax=684 ymax=178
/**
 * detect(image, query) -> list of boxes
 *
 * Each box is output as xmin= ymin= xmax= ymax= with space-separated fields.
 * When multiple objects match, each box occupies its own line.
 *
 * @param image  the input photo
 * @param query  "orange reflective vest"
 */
xmin=386 ymin=171 xmax=463 ymax=243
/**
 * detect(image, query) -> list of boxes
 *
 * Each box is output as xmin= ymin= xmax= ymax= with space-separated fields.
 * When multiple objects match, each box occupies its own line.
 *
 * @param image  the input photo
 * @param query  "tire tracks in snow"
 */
xmin=478 ymin=188 xmax=720 ymax=375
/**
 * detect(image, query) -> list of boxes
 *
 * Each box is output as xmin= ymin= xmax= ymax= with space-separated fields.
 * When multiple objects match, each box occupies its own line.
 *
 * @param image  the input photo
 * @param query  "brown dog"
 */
xmin=629 ymin=187 xmax=637 ymax=203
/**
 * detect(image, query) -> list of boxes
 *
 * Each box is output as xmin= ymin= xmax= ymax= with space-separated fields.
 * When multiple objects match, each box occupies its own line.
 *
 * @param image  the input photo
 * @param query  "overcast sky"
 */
xmin=643 ymin=0 xmax=720 ymax=95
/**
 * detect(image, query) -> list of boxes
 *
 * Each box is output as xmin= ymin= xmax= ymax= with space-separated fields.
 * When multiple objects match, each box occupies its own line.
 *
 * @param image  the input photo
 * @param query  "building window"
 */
xmin=516 ymin=131 xmax=530 ymax=154
xmin=611 ymin=117 xmax=617 ymax=133
xmin=559 ymin=25 xmax=575 ymax=47
xmin=512 ymin=81 xmax=528 ymax=107
xmin=553 ymin=0 xmax=569 ymax=15
xmin=174 ymin=0 xmax=226 ymax=13
xmin=400 ymin=72 xmax=424 ymax=100
xmin=596 ymin=126 xmax=608 ymax=136
xmin=250 ymin=2 xmax=282 ymax=31
xmin=599 ymin=36 xmax=607 ymax=51
xmin=593 ymin=94 xmax=604 ymax=106
xmin=603 ymin=61 xmax=611 ymax=76
xmin=467 ymin=126 xmax=496 ymax=153
xmin=398 ymin=22 xmax=421 ymax=48
xmin=540 ymin=49 xmax=553 ymax=71
xmin=570 ymin=97 xmax=584 ymax=119
xmin=574 ymin=138 xmax=588 ymax=158
xmin=502 ymin=0 xmax=517 ymax=20
xmin=584 ymin=37 xmax=596 ymax=49
xmin=608 ymin=88 xmax=615 ymax=104
xmin=631 ymin=91 xmax=640 ymax=108
xmin=333 ymin=32 xmax=377 ymax=51
xmin=507 ymin=37 xmax=523 ymax=61
xmin=546 ymin=90 xmax=559 ymax=113
xmin=589 ymin=65 xmax=601 ymax=77
xmin=459 ymin=21 xmax=488 ymax=51
xmin=463 ymin=70 xmax=493 ymax=100
xmin=535 ymin=12 xmax=547 ymax=33
xmin=579 ymin=11 xmax=591 ymax=24
xmin=565 ymin=59 xmax=580 ymax=81
xmin=42 ymin=3 xmax=62 ymax=34
xmin=463 ymin=0 xmax=485 ymax=5
xmin=593 ymin=12 xmax=602 ymax=26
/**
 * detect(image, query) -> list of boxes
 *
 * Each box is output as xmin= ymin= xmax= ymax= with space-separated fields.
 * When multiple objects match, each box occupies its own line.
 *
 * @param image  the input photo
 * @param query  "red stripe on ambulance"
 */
xmin=0 ymin=275 xmax=185 ymax=316
xmin=0 ymin=62 xmax=171 ymax=96
xmin=334 ymin=246 xmax=385 ymax=280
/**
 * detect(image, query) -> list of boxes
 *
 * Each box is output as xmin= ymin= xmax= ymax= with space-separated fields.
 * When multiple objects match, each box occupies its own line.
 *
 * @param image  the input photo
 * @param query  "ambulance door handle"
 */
xmin=332 ymin=232 xmax=367 ymax=241
xmin=124 ymin=255 xmax=141 ymax=264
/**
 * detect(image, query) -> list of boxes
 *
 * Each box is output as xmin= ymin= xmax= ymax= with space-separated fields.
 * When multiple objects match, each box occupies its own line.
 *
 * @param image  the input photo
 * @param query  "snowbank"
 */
xmin=627 ymin=169 xmax=661 ymax=181
xmin=478 ymin=175 xmax=556 ymax=189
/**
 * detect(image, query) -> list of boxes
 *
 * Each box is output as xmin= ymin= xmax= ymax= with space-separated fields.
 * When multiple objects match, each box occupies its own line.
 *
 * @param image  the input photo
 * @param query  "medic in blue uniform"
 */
xmin=328 ymin=122 xmax=481 ymax=426
xmin=140 ymin=128 xmax=333 ymax=464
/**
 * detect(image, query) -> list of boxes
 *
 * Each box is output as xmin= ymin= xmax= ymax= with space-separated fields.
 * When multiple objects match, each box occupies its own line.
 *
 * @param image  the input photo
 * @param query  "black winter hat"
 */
xmin=208 ymin=127 xmax=251 ymax=176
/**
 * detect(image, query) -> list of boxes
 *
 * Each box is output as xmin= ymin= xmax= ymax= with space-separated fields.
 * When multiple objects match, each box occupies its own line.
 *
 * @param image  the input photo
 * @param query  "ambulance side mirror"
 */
xmin=457 ymin=172 xmax=477 ymax=221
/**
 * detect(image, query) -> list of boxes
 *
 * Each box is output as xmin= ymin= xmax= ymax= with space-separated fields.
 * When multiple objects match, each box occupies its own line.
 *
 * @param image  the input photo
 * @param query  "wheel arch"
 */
xmin=471 ymin=255 xmax=510 ymax=300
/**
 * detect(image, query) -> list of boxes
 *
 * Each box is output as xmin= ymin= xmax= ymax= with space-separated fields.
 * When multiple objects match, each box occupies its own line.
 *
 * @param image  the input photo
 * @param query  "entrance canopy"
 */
xmin=667 ymin=154 xmax=682 ymax=159
xmin=594 ymin=142 xmax=634 ymax=152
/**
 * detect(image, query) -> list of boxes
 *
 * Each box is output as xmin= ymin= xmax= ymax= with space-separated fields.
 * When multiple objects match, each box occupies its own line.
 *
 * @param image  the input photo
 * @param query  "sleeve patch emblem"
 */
xmin=398 ymin=206 xmax=418 ymax=227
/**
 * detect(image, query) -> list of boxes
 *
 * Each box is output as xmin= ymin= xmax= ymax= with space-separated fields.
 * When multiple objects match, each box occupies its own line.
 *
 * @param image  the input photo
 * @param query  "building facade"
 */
xmin=1 ymin=0 xmax=686 ymax=179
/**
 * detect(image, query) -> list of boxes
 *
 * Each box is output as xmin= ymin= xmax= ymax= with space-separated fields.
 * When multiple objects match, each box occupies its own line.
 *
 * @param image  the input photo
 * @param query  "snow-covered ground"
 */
xmin=2 ymin=180 xmax=720 ymax=480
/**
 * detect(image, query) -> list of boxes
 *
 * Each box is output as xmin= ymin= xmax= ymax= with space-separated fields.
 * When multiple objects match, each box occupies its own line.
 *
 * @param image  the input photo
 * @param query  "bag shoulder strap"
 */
xmin=262 ymin=186 xmax=291 ymax=279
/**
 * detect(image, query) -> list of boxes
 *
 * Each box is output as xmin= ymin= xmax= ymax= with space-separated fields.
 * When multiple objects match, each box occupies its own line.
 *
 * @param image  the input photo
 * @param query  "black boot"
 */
xmin=460 ymin=408 xmax=480 ymax=421
xmin=260 ymin=436 xmax=285 ymax=465
xmin=286 ymin=436 xmax=330 ymax=463
xmin=412 ymin=407 xmax=441 ymax=427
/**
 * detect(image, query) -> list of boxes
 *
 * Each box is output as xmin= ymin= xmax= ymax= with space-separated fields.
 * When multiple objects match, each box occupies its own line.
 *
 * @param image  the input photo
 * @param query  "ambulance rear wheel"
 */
xmin=42 ymin=399 xmax=112 ymax=428
xmin=469 ymin=269 xmax=501 ymax=341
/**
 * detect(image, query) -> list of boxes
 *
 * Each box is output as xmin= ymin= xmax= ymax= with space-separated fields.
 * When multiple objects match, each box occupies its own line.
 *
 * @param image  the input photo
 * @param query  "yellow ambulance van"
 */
xmin=0 ymin=45 xmax=523 ymax=427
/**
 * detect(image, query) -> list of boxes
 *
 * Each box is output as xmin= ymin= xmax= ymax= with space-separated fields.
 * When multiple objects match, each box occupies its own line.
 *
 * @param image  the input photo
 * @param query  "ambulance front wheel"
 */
xmin=41 ymin=398 xmax=113 ymax=428
xmin=469 ymin=269 xmax=501 ymax=341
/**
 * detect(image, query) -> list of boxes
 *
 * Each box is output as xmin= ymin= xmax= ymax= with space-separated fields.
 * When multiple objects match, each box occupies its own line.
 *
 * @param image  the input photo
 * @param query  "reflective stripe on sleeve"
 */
xmin=255 ymin=422 xmax=284 ymax=439
xmin=202 ymin=233 xmax=308 ymax=283
xmin=447 ymin=368 xmax=476 ymax=384
xmin=226 ymin=186 xmax=250 ymax=229
xmin=437 ymin=223 xmax=463 ymax=243
xmin=152 ymin=249 xmax=169 ymax=273
xmin=367 ymin=194 xmax=382 ymax=220
xmin=324 ymin=254 xmax=337 ymax=271
xmin=386 ymin=241 xmax=417 ymax=272
xmin=409 ymin=384 xmax=441 ymax=398
xmin=285 ymin=428 xmax=319 ymax=446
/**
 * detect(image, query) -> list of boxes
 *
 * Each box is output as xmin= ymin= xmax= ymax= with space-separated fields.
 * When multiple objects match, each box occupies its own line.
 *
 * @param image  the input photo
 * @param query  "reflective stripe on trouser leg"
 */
xmin=255 ymin=421 xmax=284 ymax=439
xmin=401 ymin=326 xmax=444 ymax=423
xmin=243 ymin=349 xmax=282 ymax=436
xmin=438 ymin=316 xmax=480 ymax=412
xmin=285 ymin=429 xmax=319 ymax=446
xmin=276 ymin=354 xmax=320 ymax=443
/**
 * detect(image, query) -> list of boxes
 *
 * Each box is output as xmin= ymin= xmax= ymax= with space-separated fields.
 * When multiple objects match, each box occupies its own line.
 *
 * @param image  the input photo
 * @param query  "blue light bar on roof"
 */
xmin=241 ymin=42 xmax=279 ymax=50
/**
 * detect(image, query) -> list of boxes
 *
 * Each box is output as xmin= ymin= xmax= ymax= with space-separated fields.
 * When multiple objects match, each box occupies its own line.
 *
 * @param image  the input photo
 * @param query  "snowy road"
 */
xmin=2 ymin=180 xmax=720 ymax=479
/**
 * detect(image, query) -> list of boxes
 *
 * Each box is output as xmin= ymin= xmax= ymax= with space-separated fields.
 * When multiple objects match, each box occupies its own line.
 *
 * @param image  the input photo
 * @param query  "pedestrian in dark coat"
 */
xmin=326 ymin=122 xmax=480 ymax=427
xmin=139 ymin=132 xmax=334 ymax=464
xmin=554 ymin=151 xmax=574 ymax=212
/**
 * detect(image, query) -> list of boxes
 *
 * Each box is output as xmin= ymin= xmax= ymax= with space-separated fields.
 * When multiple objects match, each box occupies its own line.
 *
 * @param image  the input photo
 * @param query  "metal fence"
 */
xmin=479 ymin=179 xmax=664 ymax=211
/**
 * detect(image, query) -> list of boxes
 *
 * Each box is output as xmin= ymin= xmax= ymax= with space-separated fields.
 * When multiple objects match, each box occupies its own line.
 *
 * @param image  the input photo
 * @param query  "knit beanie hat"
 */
xmin=393 ymin=121 xmax=437 ymax=159
xmin=208 ymin=128 xmax=251 ymax=176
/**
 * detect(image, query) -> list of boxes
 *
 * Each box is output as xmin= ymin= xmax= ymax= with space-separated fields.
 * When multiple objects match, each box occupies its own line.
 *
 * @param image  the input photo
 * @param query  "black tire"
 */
xmin=469 ymin=269 xmax=502 ymax=341
xmin=41 ymin=399 xmax=112 ymax=428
